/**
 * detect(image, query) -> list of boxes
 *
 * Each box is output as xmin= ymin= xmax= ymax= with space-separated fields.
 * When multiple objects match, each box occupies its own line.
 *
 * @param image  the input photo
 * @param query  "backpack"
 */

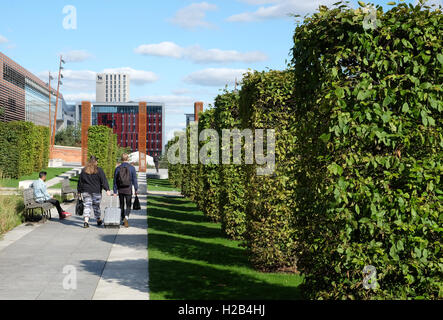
xmin=117 ymin=166 xmax=131 ymax=188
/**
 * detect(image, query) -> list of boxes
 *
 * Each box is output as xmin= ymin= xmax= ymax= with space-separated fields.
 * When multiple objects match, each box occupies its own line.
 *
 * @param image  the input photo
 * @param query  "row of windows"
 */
xmin=106 ymin=74 xmax=127 ymax=80
xmin=3 ymin=63 xmax=25 ymax=89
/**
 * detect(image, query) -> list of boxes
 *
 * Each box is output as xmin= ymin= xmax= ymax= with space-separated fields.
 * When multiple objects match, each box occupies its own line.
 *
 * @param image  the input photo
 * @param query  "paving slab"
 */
xmin=93 ymin=173 xmax=149 ymax=300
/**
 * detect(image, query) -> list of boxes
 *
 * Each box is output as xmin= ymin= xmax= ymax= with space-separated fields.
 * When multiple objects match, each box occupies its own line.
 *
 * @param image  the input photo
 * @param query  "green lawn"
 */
xmin=148 ymin=187 xmax=304 ymax=300
xmin=147 ymin=179 xmax=179 ymax=192
xmin=0 ymin=168 xmax=73 ymax=188
xmin=50 ymin=175 xmax=114 ymax=192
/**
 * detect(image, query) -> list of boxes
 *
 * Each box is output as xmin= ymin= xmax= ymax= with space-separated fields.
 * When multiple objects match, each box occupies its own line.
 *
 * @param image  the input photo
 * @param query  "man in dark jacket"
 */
xmin=153 ymin=153 xmax=160 ymax=173
xmin=113 ymin=153 xmax=138 ymax=228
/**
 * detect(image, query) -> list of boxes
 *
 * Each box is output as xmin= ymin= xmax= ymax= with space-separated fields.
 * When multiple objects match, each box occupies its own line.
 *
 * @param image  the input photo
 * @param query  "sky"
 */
xmin=0 ymin=0 xmax=440 ymax=142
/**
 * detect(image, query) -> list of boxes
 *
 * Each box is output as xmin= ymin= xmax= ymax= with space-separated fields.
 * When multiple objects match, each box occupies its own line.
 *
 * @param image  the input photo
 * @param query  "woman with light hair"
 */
xmin=77 ymin=156 xmax=111 ymax=228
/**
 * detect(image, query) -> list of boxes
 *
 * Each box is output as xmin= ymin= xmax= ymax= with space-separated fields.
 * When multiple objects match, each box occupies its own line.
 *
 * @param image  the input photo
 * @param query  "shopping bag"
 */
xmin=133 ymin=195 xmax=141 ymax=210
xmin=75 ymin=194 xmax=84 ymax=216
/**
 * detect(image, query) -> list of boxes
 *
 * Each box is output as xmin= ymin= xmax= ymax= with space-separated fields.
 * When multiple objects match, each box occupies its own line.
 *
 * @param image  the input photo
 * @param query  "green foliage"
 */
xmin=291 ymin=1 xmax=442 ymax=299
xmin=166 ymin=0 xmax=442 ymax=299
xmin=87 ymin=125 xmax=118 ymax=178
xmin=54 ymin=125 xmax=81 ymax=147
xmin=239 ymin=70 xmax=298 ymax=271
xmin=0 ymin=121 xmax=50 ymax=179
xmin=215 ymin=91 xmax=248 ymax=240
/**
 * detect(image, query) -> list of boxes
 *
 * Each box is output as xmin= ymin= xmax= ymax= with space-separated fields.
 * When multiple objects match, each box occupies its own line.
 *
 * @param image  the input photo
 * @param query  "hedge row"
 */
xmin=0 ymin=121 xmax=50 ymax=179
xmin=87 ymin=125 xmax=118 ymax=178
xmin=168 ymin=1 xmax=442 ymax=299
xmin=290 ymin=1 xmax=442 ymax=299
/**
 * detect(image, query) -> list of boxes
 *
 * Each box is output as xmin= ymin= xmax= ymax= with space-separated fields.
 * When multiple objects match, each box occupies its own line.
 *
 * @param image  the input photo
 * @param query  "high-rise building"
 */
xmin=0 ymin=52 xmax=67 ymax=127
xmin=96 ymin=72 xmax=130 ymax=103
xmin=75 ymin=101 xmax=165 ymax=155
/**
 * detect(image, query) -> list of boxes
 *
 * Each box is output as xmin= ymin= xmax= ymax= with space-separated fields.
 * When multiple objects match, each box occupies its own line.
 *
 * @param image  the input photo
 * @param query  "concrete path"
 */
xmin=0 ymin=173 xmax=149 ymax=300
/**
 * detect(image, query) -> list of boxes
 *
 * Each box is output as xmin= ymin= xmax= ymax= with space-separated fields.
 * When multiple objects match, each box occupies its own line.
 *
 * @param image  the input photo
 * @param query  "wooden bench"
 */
xmin=23 ymin=188 xmax=54 ymax=221
xmin=61 ymin=178 xmax=77 ymax=202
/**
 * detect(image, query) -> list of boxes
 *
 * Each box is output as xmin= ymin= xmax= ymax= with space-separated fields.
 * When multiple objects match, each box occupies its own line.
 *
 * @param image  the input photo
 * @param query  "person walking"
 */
xmin=153 ymin=153 xmax=160 ymax=173
xmin=32 ymin=171 xmax=72 ymax=220
xmin=77 ymin=156 xmax=111 ymax=228
xmin=113 ymin=153 xmax=138 ymax=228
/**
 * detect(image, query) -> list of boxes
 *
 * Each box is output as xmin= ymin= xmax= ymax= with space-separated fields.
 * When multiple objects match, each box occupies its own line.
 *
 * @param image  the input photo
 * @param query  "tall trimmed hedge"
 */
xmin=167 ymin=0 xmax=442 ymax=299
xmin=87 ymin=125 xmax=118 ymax=178
xmin=215 ymin=91 xmax=248 ymax=240
xmin=291 ymin=1 xmax=442 ymax=299
xmin=239 ymin=70 xmax=298 ymax=272
xmin=0 ymin=121 xmax=50 ymax=179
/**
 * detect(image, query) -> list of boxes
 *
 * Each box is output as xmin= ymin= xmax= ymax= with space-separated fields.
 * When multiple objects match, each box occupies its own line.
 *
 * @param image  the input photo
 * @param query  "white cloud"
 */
xmin=103 ymin=67 xmax=158 ymax=85
xmin=62 ymin=50 xmax=94 ymax=63
xmin=415 ymin=0 xmax=442 ymax=6
xmin=135 ymin=41 xmax=267 ymax=64
xmin=239 ymin=0 xmax=278 ymax=4
xmin=170 ymin=2 xmax=217 ymax=29
xmin=171 ymin=88 xmax=192 ymax=95
xmin=228 ymin=0 xmax=338 ymax=22
xmin=63 ymin=92 xmax=96 ymax=103
xmin=135 ymin=95 xmax=197 ymax=108
xmin=135 ymin=42 xmax=183 ymax=59
xmin=0 ymin=35 xmax=8 ymax=43
xmin=184 ymin=68 xmax=247 ymax=87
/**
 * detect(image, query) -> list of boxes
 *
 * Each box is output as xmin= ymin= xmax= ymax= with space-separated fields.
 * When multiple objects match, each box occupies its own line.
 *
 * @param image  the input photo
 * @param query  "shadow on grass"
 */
xmin=149 ymin=258 xmax=303 ymax=300
xmin=149 ymin=206 xmax=209 ymax=223
xmin=149 ymin=216 xmax=222 ymax=239
xmin=149 ymin=233 xmax=249 ymax=268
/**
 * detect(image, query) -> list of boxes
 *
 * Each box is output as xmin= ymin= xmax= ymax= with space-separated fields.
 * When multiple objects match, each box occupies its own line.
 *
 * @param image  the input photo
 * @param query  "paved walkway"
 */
xmin=0 ymin=173 xmax=149 ymax=300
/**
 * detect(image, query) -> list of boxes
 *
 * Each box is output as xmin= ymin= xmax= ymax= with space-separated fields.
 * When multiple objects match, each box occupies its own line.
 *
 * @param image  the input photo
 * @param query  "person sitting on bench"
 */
xmin=32 ymin=171 xmax=72 ymax=220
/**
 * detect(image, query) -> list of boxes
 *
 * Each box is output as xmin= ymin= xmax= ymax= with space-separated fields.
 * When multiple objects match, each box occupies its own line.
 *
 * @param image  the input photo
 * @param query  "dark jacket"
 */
xmin=113 ymin=162 xmax=138 ymax=195
xmin=77 ymin=167 xmax=110 ymax=194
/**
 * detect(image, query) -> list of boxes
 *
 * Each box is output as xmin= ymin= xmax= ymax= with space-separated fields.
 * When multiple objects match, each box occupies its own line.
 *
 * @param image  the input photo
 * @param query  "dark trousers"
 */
xmin=119 ymin=193 xmax=132 ymax=219
xmin=46 ymin=198 xmax=63 ymax=216
xmin=154 ymin=162 xmax=159 ymax=173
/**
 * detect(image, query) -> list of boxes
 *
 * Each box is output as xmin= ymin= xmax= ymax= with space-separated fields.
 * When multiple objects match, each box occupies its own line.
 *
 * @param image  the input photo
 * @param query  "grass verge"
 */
xmin=147 ymin=179 xmax=179 ymax=192
xmin=0 ymin=187 xmax=25 ymax=236
xmin=50 ymin=176 xmax=114 ymax=192
xmin=148 ymin=184 xmax=303 ymax=300
xmin=0 ymin=168 xmax=73 ymax=188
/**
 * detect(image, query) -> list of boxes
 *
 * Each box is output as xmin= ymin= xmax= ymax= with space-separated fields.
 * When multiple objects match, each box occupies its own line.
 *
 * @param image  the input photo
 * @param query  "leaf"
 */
xmin=383 ymin=96 xmax=392 ymax=107
xmin=335 ymin=87 xmax=345 ymax=99
xmin=358 ymin=1 xmax=366 ymax=7
xmin=319 ymin=133 xmax=331 ymax=143
xmin=402 ymin=102 xmax=409 ymax=113
xmin=438 ymin=54 xmax=443 ymax=65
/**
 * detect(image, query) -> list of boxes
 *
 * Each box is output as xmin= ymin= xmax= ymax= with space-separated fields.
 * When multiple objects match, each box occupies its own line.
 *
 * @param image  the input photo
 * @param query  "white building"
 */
xmin=96 ymin=72 xmax=130 ymax=103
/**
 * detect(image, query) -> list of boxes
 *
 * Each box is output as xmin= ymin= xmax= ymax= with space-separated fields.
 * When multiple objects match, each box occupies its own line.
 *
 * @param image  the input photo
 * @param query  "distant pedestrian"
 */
xmin=153 ymin=153 xmax=160 ymax=173
xmin=32 ymin=171 xmax=72 ymax=220
xmin=113 ymin=153 xmax=138 ymax=228
xmin=77 ymin=156 xmax=111 ymax=228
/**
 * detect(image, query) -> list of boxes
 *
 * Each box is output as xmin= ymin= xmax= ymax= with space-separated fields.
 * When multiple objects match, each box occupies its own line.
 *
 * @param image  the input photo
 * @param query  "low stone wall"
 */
xmin=51 ymin=145 xmax=82 ymax=163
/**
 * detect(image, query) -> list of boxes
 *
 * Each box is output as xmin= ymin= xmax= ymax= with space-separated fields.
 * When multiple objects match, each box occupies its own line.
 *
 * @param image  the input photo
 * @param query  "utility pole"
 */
xmin=50 ymin=56 xmax=65 ymax=157
xmin=48 ymin=72 xmax=53 ymax=142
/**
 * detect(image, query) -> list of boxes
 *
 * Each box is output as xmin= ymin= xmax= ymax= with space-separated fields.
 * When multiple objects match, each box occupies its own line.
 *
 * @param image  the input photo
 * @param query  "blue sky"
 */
xmin=0 ymin=0 xmax=438 ymax=141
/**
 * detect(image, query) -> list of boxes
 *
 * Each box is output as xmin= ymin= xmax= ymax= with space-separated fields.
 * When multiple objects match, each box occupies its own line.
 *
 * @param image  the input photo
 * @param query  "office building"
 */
xmin=96 ymin=72 xmax=130 ymax=103
xmin=76 ymin=101 xmax=165 ymax=155
xmin=0 ymin=52 xmax=67 ymax=127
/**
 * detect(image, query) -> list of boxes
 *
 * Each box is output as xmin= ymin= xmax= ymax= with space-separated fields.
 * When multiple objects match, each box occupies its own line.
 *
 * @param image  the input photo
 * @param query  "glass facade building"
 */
xmin=0 ymin=52 xmax=64 ymax=127
xmin=79 ymin=102 xmax=165 ymax=155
